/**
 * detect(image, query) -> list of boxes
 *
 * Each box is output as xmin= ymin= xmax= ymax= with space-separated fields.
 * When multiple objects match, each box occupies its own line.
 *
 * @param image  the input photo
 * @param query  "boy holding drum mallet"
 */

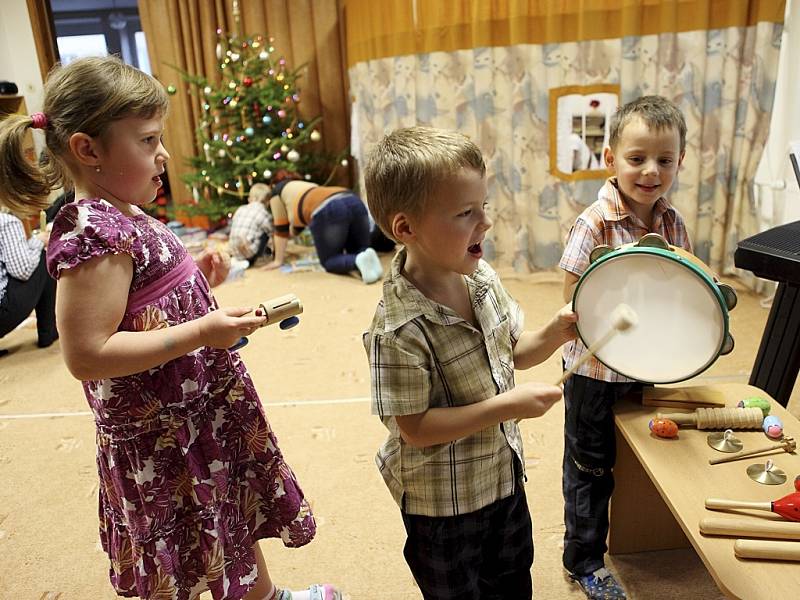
xmin=559 ymin=96 xmax=692 ymax=600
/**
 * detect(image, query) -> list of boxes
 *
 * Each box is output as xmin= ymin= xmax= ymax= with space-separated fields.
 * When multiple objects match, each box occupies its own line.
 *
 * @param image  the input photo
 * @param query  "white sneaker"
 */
xmin=355 ymin=248 xmax=383 ymax=284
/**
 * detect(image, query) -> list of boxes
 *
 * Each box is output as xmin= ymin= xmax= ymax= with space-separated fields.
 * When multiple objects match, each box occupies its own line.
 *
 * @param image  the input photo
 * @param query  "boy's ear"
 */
xmin=603 ymin=146 xmax=616 ymax=173
xmin=391 ymin=212 xmax=414 ymax=243
xmin=68 ymin=132 xmax=101 ymax=168
xmin=677 ymin=149 xmax=686 ymax=168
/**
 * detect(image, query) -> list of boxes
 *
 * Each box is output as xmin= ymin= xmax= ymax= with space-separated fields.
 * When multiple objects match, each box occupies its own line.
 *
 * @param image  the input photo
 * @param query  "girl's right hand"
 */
xmin=197 ymin=307 xmax=267 ymax=349
xmin=508 ymin=382 xmax=563 ymax=420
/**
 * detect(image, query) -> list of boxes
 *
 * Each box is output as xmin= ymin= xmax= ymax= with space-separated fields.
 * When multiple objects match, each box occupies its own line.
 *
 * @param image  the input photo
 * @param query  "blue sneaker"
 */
xmin=571 ymin=567 xmax=627 ymax=599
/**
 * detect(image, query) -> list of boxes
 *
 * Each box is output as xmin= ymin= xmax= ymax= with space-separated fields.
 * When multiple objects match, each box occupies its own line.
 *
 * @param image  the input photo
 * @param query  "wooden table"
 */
xmin=610 ymin=383 xmax=800 ymax=599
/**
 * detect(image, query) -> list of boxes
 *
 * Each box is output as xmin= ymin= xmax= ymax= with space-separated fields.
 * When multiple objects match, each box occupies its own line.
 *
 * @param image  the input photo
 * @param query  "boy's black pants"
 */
xmin=401 ymin=473 xmax=533 ymax=600
xmin=562 ymin=372 xmax=641 ymax=577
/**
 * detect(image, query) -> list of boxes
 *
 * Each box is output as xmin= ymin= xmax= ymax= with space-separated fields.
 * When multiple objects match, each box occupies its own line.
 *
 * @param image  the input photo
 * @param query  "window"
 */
xmin=50 ymin=0 xmax=151 ymax=73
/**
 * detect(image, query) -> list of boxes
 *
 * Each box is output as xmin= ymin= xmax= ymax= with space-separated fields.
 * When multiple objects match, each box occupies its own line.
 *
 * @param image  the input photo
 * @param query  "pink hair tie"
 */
xmin=30 ymin=112 xmax=48 ymax=130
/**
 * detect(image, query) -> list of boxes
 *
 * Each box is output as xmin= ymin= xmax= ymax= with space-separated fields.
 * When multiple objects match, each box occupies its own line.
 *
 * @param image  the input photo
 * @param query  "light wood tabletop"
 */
xmin=610 ymin=382 xmax=800 ymax=600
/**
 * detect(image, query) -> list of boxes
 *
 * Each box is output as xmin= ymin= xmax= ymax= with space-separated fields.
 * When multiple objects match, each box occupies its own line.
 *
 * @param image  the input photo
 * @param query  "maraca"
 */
xmin=649 ymin=417 xmax=678 ymax=439
xmin=705 ymin=491 xmax=800 ymax=522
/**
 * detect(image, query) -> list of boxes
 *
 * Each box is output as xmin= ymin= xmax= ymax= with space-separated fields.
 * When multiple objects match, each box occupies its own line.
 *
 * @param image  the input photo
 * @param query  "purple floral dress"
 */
xmin=47 ymin=199 xmax=315 ymax=600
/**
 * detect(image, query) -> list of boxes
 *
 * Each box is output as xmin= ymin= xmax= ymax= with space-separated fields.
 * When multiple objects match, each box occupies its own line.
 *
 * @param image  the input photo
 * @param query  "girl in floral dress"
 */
xmin=0 ymin=56 xmax=340 ymax=600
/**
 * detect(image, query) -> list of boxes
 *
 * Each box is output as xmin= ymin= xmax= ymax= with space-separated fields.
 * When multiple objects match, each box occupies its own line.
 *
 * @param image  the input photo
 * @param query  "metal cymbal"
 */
xmin=708 ymin=429 xmax=743 ymax=453
xmin=747 ymin=459 xmax=787 ymax=485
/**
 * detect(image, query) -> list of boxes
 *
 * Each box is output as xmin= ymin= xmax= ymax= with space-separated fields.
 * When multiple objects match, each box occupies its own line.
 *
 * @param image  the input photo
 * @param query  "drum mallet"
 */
xmin=656 ymin=407 xmax=763 ymax=430
xmin=229 ymin=293 xmax=303 ymax=351
xmin=705 ymin=491 xmax=800 ymax=522
xmin=709 ymin=436 xmax=796 ymax=465
xmin=556 ymin=303 xmax=638 ymax=386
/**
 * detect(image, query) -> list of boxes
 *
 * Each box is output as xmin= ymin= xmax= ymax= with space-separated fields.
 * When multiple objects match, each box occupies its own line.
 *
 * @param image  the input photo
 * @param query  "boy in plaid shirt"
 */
xmin=228 ymin=182 xmax=273 ymax=266
xmin=559 ymin=96 xmax=692 ymax=599
xmin=363 ymin=127 xmax=577 ymax=599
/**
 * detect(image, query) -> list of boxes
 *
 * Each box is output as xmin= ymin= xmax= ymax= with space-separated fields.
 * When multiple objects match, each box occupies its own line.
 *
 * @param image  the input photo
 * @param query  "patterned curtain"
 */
xmin=346 ymin=0 xmax=785 ymax=277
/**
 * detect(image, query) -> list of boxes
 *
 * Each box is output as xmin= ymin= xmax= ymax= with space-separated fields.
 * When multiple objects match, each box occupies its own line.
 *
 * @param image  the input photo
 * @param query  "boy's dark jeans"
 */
xmin=401 ymin=473 xmax=533 ymax=599
xmin=562 ymin=372 xmax=642 ymax=577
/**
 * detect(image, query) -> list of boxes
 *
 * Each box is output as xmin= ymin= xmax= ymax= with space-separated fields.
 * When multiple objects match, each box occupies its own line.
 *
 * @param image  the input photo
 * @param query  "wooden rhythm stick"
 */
xmin=734 ymin=539 xmax=800 ymax=561
xmin=700 ymin=517 xmax=800 ymax=540
xmin=656 ymin=407 xmax=763 ymax=430
xmin=39 ymin=210 xmax=46 ymax=232
xmin=709 ymin=436 xmax=796 ymax=465
xmin=556 ymin=303 xmax=638 ymax=386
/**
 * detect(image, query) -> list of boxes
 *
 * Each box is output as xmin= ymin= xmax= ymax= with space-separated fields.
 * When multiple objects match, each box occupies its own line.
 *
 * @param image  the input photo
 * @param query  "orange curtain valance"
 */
xmin=345 ymin=0 xmax=786 ymax=67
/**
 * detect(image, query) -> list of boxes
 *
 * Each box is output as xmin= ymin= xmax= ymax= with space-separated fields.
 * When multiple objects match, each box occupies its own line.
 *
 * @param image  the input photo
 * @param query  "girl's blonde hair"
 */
xmin=0 ymin=55 xmax=169 ymax=216
xmin=364 ymin=126 xmax=486 ymax=241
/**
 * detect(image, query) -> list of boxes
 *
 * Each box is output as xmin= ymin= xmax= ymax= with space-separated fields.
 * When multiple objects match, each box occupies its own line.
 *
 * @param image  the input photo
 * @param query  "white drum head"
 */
xmin=574 ymin=252 xmax=725 ymax=383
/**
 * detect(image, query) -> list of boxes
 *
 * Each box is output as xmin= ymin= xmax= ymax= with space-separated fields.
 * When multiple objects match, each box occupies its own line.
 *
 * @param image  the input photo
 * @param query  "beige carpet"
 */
xmin=0 ymin=252 xmax=796 ymax=600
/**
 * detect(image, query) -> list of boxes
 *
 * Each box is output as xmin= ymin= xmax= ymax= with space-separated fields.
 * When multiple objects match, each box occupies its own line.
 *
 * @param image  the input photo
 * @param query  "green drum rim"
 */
xmin=572 ymin=246 xmax=730 ymax=384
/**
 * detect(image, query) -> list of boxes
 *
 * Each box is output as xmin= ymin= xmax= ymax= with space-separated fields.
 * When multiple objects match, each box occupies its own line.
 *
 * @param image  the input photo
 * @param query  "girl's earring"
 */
xmin=95 ymin=165 xmax=101 ymax=173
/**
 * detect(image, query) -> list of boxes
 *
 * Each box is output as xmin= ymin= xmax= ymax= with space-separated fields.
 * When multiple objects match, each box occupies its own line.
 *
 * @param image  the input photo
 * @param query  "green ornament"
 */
xmin=166 ymin=84 xmax=177 ymax=95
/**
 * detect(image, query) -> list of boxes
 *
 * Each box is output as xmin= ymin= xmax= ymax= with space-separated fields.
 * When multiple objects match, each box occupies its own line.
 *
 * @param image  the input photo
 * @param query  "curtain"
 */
xmin=139 ymin=0 xmax=349 ymax=207
xmin=346 ymin=0 xmax=785 ymax=277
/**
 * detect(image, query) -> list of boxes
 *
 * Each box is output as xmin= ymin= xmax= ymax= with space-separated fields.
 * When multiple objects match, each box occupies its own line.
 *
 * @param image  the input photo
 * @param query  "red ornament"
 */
xmin=243 ymin=76 xmax=253 ymax=87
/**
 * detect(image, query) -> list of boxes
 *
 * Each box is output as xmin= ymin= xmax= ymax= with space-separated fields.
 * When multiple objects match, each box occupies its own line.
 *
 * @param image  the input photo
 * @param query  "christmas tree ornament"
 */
xmin=259 ymin=51 xmax=269 ymax=60
xmin=262 ymin=116 xmax=272 ymax=124
xmin=167 ymin=84 xmax=177 ymax=95
xmin=204 ymin=86 xmax=212 ymax=94
xmin=287 ymin=150 xmax=300 ymax=162
xmin=281 ymin=144 xmax=289 ymax=153
xmin=310 ymin=130 xmax=321 ymax=142
xmin=243 ymin=76 xmax=253 ymax=87
xmin=341 ymin=158 xmax=349 ymax=167
xmin=244 ymin=127 xmax=254 ymax=136
xmin=263 ymin=169 xmax=272 ymax=179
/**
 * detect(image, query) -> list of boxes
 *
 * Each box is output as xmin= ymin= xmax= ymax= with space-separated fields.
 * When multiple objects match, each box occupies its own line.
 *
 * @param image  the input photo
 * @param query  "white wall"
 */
xmin=755 ymin=0 xmax=800 ymax=227
xmin=0 ymin=0 xmax=46 ymax=151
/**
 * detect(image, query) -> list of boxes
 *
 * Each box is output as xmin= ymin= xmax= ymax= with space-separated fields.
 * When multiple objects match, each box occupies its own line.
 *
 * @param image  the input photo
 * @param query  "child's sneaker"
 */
xmin=275 ymin=584 xmax=342 ymax=600
xmin=571 ymin=567 xmax=627 ymax=599
xmin=355 ymin=248 xmax=383 ymax=284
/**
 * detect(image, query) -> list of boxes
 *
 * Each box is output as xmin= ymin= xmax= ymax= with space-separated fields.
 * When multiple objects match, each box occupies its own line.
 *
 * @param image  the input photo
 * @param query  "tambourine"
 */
xmin=572 ymin=233 xmax=737 ymax=383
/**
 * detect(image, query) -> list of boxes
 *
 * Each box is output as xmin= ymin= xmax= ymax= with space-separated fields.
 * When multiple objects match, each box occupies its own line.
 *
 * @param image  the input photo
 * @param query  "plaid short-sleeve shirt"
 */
xmin=364 ymin=248 xmax=526 ymax=517
xmin=559 ymin=178 xmax=692 ymax=382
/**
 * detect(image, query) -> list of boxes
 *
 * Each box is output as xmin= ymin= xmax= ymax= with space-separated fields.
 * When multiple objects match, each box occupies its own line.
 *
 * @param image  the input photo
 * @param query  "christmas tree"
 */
xmin=175 ymin=24 xmax=342 ymax=223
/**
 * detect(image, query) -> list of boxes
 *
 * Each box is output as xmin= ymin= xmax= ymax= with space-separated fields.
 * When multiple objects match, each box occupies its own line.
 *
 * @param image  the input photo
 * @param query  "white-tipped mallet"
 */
xmin=555 ymin=303 xmax=638 ymax=386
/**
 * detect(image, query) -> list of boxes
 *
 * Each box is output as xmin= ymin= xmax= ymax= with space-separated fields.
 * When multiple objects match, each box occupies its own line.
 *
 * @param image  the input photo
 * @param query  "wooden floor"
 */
xmin=0 ymin=257 xmax=795 ymax=599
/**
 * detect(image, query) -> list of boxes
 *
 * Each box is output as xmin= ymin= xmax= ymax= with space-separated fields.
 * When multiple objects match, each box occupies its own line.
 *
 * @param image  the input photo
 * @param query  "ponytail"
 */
xmin=0 ymin=114 xmax=58 ymax=216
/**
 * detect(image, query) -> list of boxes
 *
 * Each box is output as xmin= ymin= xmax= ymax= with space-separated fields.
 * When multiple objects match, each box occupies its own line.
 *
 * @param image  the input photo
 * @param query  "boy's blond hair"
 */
xmin=364 ymin=126 xmax=485 ymax=241
xmin=248 ymin=183 xmax=270 ymax=205
xmin=608 ymin=95 xmax=687 ymax=153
